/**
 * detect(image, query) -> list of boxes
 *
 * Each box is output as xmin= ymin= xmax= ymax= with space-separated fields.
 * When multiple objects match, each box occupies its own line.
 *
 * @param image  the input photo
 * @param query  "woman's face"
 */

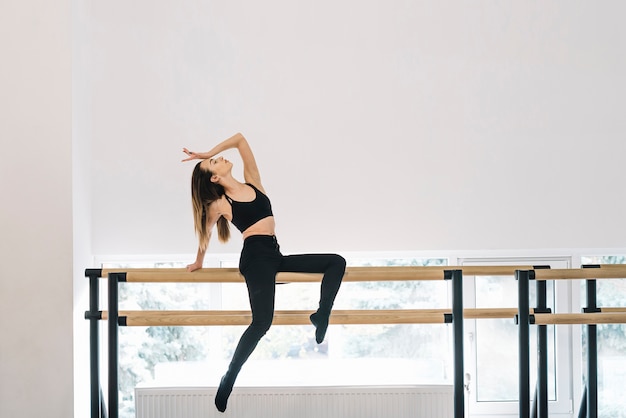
xmin=200 ymin=156 xmax=232 ymax=178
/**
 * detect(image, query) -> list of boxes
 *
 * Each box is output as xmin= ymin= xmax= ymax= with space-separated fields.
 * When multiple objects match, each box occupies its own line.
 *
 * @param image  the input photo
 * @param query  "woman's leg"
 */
xmin=279 ymin=253 xmax=346 ymax=343
xmin=215 ymin=258 xmax=279 ymax=412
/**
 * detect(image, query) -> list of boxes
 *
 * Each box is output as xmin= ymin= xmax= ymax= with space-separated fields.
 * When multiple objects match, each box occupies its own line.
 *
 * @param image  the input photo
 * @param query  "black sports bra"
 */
xmin=225 ymin=183 xmax=274 ymax=233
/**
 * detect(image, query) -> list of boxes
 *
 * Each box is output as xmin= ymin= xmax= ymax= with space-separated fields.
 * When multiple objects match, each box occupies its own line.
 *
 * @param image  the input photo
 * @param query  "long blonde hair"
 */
xmin=191 ymin=162 xmax=230 ymax=250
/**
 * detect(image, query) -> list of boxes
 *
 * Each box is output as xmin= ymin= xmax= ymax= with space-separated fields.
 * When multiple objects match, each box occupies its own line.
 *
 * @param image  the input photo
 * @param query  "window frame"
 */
xmin=457 ymin=256 xmax=575 ymax=417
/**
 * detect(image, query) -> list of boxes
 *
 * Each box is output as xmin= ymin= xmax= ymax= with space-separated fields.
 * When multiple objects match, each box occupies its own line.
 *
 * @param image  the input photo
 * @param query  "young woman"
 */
xmin=182 ymin=133 xmax=345 ymax=412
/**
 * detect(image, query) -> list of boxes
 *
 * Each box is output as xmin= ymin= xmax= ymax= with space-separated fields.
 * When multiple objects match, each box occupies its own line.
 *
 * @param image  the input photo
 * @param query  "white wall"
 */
xmin=80 ymin=0 xmax=626 ymax=257
xmin=0 ymin=2 xmax=623 ymax=418
xmin=0 ymin=0 xmax=74 ymax=417
xmin=73 ymin=1 xmax=95 ymax=416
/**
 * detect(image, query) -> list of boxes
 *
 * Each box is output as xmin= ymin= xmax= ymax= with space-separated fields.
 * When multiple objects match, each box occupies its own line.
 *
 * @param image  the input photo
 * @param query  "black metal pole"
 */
xmin=451 ymin=270 xmax=464 ymax=418
xmin=517 ymin=270 xmax=531 ymax=418
xmin=536 ymin=279 xmax=548 ymax=418
xmin=530 ymin=266 xmax=551 ymax=418
xmin=85 ymin=270 xmax=101 ymax=418
xmin=586 ymin=279 xmax=598 ymax=418
xmin=108 ymin=273 xmax=123 ymax=418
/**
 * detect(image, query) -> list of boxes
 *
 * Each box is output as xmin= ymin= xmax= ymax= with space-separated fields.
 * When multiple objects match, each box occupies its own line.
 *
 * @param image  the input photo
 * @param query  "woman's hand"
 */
xmin=182 ymin=148 xmax=209 ymax=162
xmin=186 ymin=261 xmax=203 ymax=272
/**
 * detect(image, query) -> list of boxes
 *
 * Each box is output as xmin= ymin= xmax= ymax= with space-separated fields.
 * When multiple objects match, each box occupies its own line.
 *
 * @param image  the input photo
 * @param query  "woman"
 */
xmin=182 ymin=133 xmax=346 ymax=412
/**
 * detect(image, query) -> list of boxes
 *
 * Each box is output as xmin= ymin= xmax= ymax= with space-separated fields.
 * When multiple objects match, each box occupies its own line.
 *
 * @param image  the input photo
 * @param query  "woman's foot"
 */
xmin=215 ymin=373 xmax=235 ymax=412
xmin=310 ymin=311 xmax=330 ymax=344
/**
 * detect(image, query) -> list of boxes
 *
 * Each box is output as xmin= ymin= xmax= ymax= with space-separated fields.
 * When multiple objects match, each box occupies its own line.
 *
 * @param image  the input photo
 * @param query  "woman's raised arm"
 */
xmin=182 ymin=132 xmax=262 ymax=188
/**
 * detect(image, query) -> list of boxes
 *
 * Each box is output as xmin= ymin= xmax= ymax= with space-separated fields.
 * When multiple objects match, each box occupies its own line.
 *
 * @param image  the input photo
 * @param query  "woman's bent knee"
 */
xmin=251 ymin=316 xmax=273 ymax=335
xmin=332 ymin=254 xmax=346 ymax=270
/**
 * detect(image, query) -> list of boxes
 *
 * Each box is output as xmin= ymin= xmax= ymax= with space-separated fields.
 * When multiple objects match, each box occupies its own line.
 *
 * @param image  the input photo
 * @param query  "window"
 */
xmin=460 ymin=257 xmax=573 ymax=416
xmin=580 ymin=256 xmax=626 ymax=418
xmin=103 ymin=256 xmax=450 ymax=418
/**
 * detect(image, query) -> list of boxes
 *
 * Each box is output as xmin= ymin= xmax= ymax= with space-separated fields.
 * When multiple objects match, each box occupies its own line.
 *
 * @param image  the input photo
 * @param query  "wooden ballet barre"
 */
xmin=100 ymin=307 xmax=533 ymax=327
xmin=101 ymin=309 xmax=453 ymax=326
xmin=463 ymin=308 xmax=535 ymax=319
xmin=597 ymin=264 xmax=626 ymax=268
xmin=532 ymin=267 xmax=626 ymax=281
xmin=96 ymin=265 xmax=545 ymax=283
xmin=91 ymin=265 xmax=626 ymax=283
xmin=597 ymin=307 xmax=626 ymax=313
xmin=100 ymin=266 xmax=450 ymax=283
xmin=531 ymin=312 xmax=626 ymax=325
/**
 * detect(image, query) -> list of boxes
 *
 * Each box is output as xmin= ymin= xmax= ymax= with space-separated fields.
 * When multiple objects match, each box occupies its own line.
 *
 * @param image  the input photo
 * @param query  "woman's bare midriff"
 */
xmin=242 ymin=216 xmax=276 ymax=240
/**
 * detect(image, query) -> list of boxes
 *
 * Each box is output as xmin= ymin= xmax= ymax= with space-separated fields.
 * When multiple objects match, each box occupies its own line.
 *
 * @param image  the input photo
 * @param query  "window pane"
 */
xmin=333 ymin=258 xmax=451 ymax=382
xmin=474 ymin=276 xmax=557 ymax=402
xmin=218 ymin=258 xmax=453 ymax=383
xmin=580 ymin=256 xmax=626 ymax=418
xmin=107 ymin=262 xmax=213 ymax=418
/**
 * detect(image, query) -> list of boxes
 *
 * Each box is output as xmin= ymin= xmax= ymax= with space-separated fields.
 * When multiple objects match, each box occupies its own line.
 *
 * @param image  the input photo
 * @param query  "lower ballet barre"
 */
xmin=99 ymin=308 xmax=543 ymax=327
xmin=101 ymin=309 xmax=452 ymax=326
xmin=101 ymin=307 xmax=626 ymax=326
xmin=531 ymin=312 xmax=626 ymax=325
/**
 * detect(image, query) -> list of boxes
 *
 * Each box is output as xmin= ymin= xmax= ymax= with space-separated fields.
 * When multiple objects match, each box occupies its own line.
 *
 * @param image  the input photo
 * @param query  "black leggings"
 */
xmin=228 ymin=234 xmax=345 ymax=376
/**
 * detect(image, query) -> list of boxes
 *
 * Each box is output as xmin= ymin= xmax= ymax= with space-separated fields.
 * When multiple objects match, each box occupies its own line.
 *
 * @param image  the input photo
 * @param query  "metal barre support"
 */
xmin=536 ymin=279 xmax=548 ymax=418
xmin=517 ymin=270 xmax=531 ymax=418
xmin=108 ymin=273 xmax=124 ymax=418
xmin=85 ymin=270 xmax=102 ymax=418
xmin=585 ymin=278 xmax=598 ymax=418
xmin=448 ymin=270 xmax=464 ymax=418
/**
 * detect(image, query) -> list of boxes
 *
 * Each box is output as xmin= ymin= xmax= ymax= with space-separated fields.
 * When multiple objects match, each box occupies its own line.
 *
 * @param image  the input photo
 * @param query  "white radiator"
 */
xmin=135 ymin=385 xmax=453 ymax=418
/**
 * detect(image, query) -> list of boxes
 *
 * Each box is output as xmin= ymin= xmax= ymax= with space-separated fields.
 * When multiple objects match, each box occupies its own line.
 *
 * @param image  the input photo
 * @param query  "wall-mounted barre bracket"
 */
xmin=532 ymin=308 xmax=552 ymax=314
xmin=515 ymin=269 xmax=536 ymax=281
xmin=111 ymin=272 xmax=127 ymax=283
xmin=85 ymin=268 xmax=103 ymax=278
xmin=514 ymin=314 xmax=533 ymax=325
xmin=84 ymin=310 xmax=103 ymax=320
